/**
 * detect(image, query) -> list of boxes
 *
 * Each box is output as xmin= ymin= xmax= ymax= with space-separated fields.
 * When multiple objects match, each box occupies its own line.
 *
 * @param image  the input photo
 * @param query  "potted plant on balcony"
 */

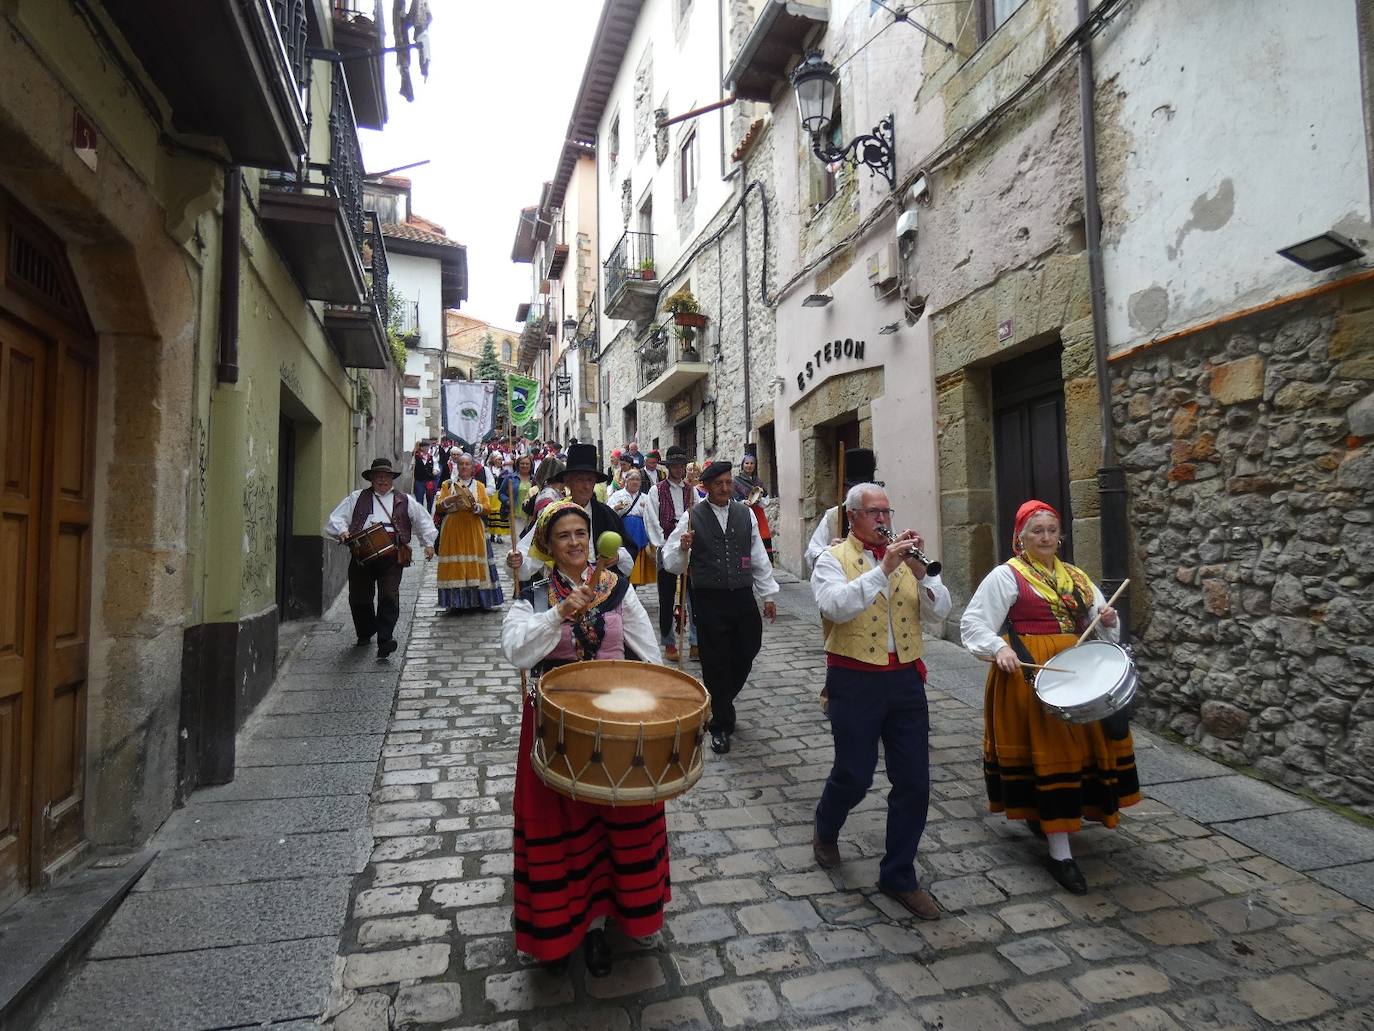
xmin=663 ymin=287 xmax=706 ymax=329
xmin=638 ymin=257 xmax=657 ymax=281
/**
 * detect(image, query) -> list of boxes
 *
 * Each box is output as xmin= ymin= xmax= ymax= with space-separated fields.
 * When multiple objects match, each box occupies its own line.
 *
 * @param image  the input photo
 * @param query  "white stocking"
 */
xmin=1047 ymin=831 xmax=1072 ymax=862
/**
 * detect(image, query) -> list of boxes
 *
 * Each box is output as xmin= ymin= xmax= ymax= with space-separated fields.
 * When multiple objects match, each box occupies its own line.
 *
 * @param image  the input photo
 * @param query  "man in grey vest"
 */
xmin=662 ymin=460 xmax=779 ymax=754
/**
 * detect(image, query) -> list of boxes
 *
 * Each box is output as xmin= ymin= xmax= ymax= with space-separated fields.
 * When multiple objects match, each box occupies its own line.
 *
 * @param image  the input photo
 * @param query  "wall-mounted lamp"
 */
xmin=802 ymin=292 xmax=834 ymax=308
xmin=878 ymin=322 xmax=900 ymax=335
xmin=1277 ymin=231 xmax=1366 ymax=272
xmin=563 ymin=316 xmax=579 ymax=342
xmin=790 ymin=52 xmax=896 ymax=191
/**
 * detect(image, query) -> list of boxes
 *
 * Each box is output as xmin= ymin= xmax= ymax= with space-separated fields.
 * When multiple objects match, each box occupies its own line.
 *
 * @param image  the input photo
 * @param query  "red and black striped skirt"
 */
xmin=512 ymin=696 xmax=671 ymax=961
xmin=983 ymin=632 xmax=1141 ymax=834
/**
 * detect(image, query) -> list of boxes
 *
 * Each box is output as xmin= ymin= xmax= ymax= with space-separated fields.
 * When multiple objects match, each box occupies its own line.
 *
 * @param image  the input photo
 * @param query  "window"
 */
xmin=501 ymin=341 xmax=512 ymax=363
xmin=978 ymin=0 xmax=1026 ymax=41
xmin=679 ymin=128 xmax=698 ymax=202
xmin=807 ymin=87 xmax=843 ymax=211
xmin=638 ymin=193 xmax=654 ymax=237
xmin=623 ymin=401 xmax=638 ymax=443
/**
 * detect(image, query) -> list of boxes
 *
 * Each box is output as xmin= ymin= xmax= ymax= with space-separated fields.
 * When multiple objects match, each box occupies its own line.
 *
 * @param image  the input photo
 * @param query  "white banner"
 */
xmin=442 ymin=379 xmax=496 ymax=445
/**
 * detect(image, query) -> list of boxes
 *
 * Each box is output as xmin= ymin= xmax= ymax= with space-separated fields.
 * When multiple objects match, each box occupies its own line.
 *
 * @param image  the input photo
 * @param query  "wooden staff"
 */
xmin=1076 ymin=579 xmax=1130 ymax=646
xmin=674 ymin=560 xmax=689 ymax=672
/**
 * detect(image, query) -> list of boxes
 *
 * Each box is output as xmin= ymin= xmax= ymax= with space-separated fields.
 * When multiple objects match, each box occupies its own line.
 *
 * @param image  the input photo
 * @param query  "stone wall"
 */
xmin=1115 ymin=282 xmax=1374 ymax=815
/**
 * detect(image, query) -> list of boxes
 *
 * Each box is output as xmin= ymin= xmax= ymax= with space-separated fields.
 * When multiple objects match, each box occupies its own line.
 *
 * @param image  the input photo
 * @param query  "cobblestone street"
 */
xmin=326 ymin=564 xmax=1374 ymax=1030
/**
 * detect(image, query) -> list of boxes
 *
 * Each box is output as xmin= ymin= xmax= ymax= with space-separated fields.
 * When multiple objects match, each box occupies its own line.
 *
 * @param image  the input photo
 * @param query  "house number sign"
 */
xmin=794 ymin=338 xmax=867 ymax=391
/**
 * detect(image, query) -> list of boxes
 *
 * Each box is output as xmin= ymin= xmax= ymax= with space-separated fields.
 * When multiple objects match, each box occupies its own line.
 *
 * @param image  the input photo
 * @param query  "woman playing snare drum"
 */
xmin=501 ymin=500 xmax=668 ymax=977
xmin=960 ymin=500 xmax=1140 ymax=895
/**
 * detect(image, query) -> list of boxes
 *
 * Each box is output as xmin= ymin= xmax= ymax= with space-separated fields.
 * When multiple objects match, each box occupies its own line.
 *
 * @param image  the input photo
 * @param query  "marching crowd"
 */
xmin=323 ymin=440 xmax=1139 ymax=979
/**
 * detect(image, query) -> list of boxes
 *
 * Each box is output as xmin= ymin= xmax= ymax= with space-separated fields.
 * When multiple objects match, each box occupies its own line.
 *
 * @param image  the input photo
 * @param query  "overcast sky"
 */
xmin=360 ymin=0 xmax=602 ymax=331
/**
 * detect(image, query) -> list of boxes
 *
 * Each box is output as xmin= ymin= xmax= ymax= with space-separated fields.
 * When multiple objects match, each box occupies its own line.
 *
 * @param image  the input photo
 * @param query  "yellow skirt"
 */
xmin=983 ymin=632 xmax=1141 ymax=833
xmin=630 ymin=545 xmax=657 ymax=586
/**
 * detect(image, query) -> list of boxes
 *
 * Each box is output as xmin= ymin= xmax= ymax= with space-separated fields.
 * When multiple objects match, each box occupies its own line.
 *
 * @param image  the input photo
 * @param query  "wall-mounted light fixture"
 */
xmin=790 ymin=52 xmax=896 ymax=191
xmin=563 ymin=316 xmax=579 ymax=342
xmin=802 ymin=292 xmax=834 ymax=308
xmin=1277 ymin=231 xmax=1366 ymax=272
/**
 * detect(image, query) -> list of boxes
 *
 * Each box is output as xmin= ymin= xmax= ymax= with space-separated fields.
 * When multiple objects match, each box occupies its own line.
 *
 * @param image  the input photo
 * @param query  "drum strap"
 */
xmin=1002 ymin=620 xmax=1036 ymax=668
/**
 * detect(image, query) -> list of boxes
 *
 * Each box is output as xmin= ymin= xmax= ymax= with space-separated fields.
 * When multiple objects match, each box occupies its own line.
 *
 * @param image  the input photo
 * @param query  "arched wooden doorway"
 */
xmin=0 ymin=192 xmax=97 ymax=910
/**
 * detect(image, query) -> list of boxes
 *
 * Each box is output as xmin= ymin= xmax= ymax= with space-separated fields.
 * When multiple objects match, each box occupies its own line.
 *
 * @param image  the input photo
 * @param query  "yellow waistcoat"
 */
xmin=821 ymin=535 xmax=925 ymax=664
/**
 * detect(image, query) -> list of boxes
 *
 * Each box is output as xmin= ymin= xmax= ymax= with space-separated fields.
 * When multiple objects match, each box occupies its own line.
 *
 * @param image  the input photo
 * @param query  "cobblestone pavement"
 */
xmin=327 ymin=563 xmax=1374 ymax=1030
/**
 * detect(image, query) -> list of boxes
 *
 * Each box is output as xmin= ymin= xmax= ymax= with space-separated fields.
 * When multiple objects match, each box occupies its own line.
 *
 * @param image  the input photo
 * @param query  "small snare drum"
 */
xmin=343 ymin=522 xmax=396 ymax=564
xmin=1033 ymin=641 xmax=1137 ymax=724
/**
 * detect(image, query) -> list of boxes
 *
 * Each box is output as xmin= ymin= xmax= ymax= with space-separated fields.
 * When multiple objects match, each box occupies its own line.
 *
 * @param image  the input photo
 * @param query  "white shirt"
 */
xmin=606 ymin=489 xmax=665 ymax=547
xmin=960 ymin=563 xmax=1119 ymax=658
xmin=515 ymin=500 xmax=634 ymax=581
xmin=812 ymin=544 xmax=951 ymax=653
xmin=324 ymin=487 xmax=438 ymax=548
xmin=502 ymin=573 xmax=662 ymax=670
xmin=661 ymin=501 xmax=780 ymax=598
xmin=805 ymin=507 xmax=841 ymax=573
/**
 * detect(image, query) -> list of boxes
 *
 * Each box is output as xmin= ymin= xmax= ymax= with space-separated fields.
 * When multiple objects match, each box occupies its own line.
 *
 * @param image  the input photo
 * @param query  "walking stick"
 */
xmin=674 ymin=561 xmax=688 ymax=672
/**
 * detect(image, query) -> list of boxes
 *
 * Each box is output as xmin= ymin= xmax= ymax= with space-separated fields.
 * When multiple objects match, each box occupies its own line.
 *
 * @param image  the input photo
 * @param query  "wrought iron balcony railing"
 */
xmin=272 ymin=0 xmax=309 ymax=105
xmin=365 ymin=210 xmax=387 ymax=318
xmin=329 ymin=72 xmax=366 ymax=249
xmin=604 ymin=230 xmax=655 ymax=307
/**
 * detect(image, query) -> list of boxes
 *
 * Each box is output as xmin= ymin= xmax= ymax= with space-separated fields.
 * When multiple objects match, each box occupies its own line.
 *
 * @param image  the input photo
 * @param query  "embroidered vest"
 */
xmin=1007 ymin=566 xmax=1069 ymax=635
xmin=657 ymin=478 xmax=693 ymax=537
xmin=350 ymin=488 xmax=412 ymax=544
xmin=687 ymin=500 xmax=754 ymax=590
xmin=821 ymin=536 xmax=925 ymax=664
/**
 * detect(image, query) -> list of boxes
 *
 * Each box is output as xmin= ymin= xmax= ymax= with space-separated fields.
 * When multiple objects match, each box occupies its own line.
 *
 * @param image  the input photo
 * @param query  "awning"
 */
xmin=723 ymin=1 xmax=828 ymax=103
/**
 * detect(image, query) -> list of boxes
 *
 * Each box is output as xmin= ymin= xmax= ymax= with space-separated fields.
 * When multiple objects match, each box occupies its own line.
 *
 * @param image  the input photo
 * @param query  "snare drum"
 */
xmin=343 ymin=522 xmax=396 ymax=564
xmin=532 ymin=660 xmax=709 ymax=806
xmin=1033 ymin=641 xmax=1137 ymax=725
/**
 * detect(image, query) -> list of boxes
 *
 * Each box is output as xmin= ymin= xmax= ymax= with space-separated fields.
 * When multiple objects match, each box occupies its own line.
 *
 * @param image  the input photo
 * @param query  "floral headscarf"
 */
xmin=527 ymin=498 xmax=590 ymax=566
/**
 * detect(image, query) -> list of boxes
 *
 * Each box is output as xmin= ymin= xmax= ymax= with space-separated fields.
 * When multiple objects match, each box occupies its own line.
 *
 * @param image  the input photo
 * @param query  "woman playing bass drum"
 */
xmin=960 ymin=500 xmax=1140 ymax=895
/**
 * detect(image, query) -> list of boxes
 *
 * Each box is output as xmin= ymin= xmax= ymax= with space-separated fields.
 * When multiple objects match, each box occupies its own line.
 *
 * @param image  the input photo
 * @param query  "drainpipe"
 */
xmin=739 ymin=174 xmax=752 ymax=447
xmin=1078 ymin=0 xmax=1130 ymax=635
xmin=217 ymin=166 xmax=241 ymax=384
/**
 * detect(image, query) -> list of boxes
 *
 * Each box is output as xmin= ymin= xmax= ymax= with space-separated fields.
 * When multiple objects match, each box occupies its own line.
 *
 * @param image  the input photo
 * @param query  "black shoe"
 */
xmin=377 ymin=639 xmax=398 ymax=659
xmin=1047 ymin=857 xmax=1088 ymax=895
xmin=354 ymin=635 xmax=373 ymax=647
xmin=813 ymin=827 xmax=841 ymax=870
xmin=710 ymin=731 xmax=731 ymax=754
xmin=583 ymin=929 xmax=612 ymax=977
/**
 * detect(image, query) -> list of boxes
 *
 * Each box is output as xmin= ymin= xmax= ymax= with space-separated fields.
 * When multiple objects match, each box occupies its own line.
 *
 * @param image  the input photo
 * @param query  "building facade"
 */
xmin=0 ymin=0 xmax=402 ymax=911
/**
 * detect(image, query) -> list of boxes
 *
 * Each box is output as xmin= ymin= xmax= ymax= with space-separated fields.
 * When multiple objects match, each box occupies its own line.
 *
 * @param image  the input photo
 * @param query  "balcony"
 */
xmin=324 ymin=211 xmax=389 ymax=368
xmin=396 ymin=299 xmax=422 ymax=342
xmin=517 ymin=300 xmax=552 ymax=370
xmin=102 ymin=0 xmax=309 ymax=170
xmin=543 ymin=218 xmax=569 ymax=281
xmin=603 ymin=230 xmax=659 ymax=322
xmin=259 ymin=70 xmax=368 ymax=303
xmin=332 ymin=0 xmax=388 ymax=130
xmin=635 ymin=328 xmax=710 ymax=404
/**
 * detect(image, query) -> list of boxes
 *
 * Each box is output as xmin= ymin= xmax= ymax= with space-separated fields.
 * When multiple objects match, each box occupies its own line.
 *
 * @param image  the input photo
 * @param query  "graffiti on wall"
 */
xmin=241 ymin=472 xmax=275 ymax=597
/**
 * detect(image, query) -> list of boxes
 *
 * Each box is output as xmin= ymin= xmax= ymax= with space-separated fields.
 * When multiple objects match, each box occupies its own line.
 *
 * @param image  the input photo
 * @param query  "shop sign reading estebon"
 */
xmin=793 ymin=338 xmax=866 ymax=392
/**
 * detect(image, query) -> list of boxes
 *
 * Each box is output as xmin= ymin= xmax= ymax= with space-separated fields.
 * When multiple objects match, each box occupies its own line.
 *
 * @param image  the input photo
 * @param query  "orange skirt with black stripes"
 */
xmin=512 ymin=696 xmax=671 ymax=960
xmin=983 ymin=632 xmax=1141 ymax=834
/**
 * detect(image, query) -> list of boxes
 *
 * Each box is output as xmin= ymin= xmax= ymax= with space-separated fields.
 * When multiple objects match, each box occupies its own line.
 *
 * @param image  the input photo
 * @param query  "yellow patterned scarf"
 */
xmin=1007 ymin=555 xmax=1094 ymax=633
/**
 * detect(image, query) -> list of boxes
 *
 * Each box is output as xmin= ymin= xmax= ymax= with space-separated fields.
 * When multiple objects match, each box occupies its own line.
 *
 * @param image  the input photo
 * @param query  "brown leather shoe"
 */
xmin=879 ymin=883 xmax=941 ymax=921
xmin=813 ymin=829 xmax=841 ymax=870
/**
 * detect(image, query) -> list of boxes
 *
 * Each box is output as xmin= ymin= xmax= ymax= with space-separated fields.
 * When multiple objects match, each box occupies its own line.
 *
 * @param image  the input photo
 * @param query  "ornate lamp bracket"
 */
xmin=812 ymin=114 xmax=896 ymax=191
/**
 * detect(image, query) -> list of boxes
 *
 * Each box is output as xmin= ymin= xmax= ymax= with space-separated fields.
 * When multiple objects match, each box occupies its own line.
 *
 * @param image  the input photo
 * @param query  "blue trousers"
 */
xmin=814 ymin=663 xmax=931 ymax=892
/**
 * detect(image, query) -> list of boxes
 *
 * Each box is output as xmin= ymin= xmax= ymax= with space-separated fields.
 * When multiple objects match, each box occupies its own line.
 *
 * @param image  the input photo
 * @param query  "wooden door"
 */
xmin=992 ymin=345 xmax=1072 ymax=563
xmin=674 ymin=418 xmax=697 ymax=460
xmin=0 ymin=320 xmax=44 ymax=910
xmin=834 ymin=419 xmax=860 ymax=509
xmin=276 ymin=414 xmax=296 ymax=618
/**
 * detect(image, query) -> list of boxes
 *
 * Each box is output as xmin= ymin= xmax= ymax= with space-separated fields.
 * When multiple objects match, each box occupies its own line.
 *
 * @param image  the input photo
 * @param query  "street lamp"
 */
xmin=563 ymin=316 xmax=579 ymax=343
xmin=790 ymin=51 xmax=896 ymax=191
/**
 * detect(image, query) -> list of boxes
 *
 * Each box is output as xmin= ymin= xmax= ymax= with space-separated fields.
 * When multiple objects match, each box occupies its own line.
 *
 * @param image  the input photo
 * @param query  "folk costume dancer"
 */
xmin=960 ymin=499 xmax=1139 ymax=895
xmin=607 ymin=469 xmax=663 ymax=586
xmin=654 ymin=446 xmax=699 ymax=661
xmin=435 ymin=453 xmax=505 ymax=612
xmin=811 ymin=482 xmax=949 ymax=920
xmin=501 ymin=499 xmax=668 ymax=978
xmin=487 ymin=454 xmax=512 ymax=542
xmin=732 ymin=451 xmax=774 ymax=561
xmin=662 ymin=461 xmax=778 ymax=754
xmin=511 ymin=443 xmax=636 ymax=586
xmin=325 ymin=458 xmax=437 ymax=658
xmin=805 ymin=447 xmax=879 ymax=574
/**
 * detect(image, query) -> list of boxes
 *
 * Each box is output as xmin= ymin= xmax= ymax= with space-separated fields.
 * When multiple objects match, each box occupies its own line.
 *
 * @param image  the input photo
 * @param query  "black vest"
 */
xmin=688 ymin=500 xmax=754 ymax=590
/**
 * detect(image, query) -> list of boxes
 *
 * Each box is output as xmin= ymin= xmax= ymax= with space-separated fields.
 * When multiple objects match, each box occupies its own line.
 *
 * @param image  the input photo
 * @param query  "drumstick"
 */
xmin=1076 ymin=579 xmax=1130 ymax=646
xmin=976 ymin=654 xmax=1076 ymax=675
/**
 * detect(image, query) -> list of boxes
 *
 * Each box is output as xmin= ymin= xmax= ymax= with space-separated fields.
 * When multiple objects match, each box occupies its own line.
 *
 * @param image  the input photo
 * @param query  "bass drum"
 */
xmin=1033 ymin=641 xmax=1137 ymax=725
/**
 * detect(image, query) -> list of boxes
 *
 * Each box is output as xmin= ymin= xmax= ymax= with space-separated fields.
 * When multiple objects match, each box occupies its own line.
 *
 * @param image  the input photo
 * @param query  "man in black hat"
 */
xmin=509 ymin=442 xmax=636 ymax=582
xmin=325 ymin=458 xmax=438 ymax=658
xmin=805 ymin=448 xmax=879 ymax=574
xmin=654 ymin=445 xmax=698 ymax=661
xmin=662 ymin=460 xmax=779 ymax=753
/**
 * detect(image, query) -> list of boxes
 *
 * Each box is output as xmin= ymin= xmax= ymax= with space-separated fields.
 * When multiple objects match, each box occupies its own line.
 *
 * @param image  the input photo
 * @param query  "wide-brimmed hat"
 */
xmin=362 ymin=458 xmax=400 ymax=481
xmin=843 ymin=448 xmax=879 ymax=487
xmin=562 ymin=442 xmax=610 ymax=482
xmin=664 ymin=445 xmax=691 ymax=465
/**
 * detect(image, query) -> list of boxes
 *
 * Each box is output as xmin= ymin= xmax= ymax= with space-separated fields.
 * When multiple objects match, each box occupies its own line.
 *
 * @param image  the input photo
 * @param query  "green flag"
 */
xmin=508 ymin=373 xmax=540 ymax=427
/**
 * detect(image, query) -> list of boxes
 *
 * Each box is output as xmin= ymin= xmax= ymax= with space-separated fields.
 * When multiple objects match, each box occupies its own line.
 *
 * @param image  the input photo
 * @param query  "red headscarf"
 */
xmin=1012 ymin=500 xmax=1060 ymax=554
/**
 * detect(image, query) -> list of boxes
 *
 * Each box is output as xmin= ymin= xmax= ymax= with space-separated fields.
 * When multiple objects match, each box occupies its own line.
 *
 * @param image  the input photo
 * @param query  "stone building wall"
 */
xmin=1115 ymin=281 xmax=1374 ymax=815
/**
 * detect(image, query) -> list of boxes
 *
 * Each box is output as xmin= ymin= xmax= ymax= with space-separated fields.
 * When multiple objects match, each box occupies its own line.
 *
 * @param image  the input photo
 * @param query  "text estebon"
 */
xmin=796 ymin=338 xmax=866 ymax=392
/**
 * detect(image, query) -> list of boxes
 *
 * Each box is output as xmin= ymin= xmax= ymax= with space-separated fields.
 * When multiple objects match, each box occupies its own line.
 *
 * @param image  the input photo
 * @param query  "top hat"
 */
xmin=700 ymin=460 xmax=733 ymax=483
xmin=843 ymin=448 xmax=878 ymax=487
xmin=362 ymin=458 xmax=400 ymax=481
xmin=563 ymin=442 xmax=610 ymax=482
xmin=664 ymin=445 xmax=691 ymax=465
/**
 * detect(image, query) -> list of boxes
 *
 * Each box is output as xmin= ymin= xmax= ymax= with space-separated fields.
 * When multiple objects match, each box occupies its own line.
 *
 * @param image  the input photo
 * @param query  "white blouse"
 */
xmin=606 ymin=489 xmax=665 ymax=547
xmin=960 ymin=564 xmax=1119 ymax=658
xmin=501 ymin=573 xmax=663 ymax=670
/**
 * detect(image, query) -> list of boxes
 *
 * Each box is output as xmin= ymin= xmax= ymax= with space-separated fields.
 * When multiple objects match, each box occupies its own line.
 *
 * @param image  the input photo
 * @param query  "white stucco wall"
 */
xmin=388 ymin=251 xmax=444 ymax=351
xmin=1098 ymin=0 xmax=1373 ymax=350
